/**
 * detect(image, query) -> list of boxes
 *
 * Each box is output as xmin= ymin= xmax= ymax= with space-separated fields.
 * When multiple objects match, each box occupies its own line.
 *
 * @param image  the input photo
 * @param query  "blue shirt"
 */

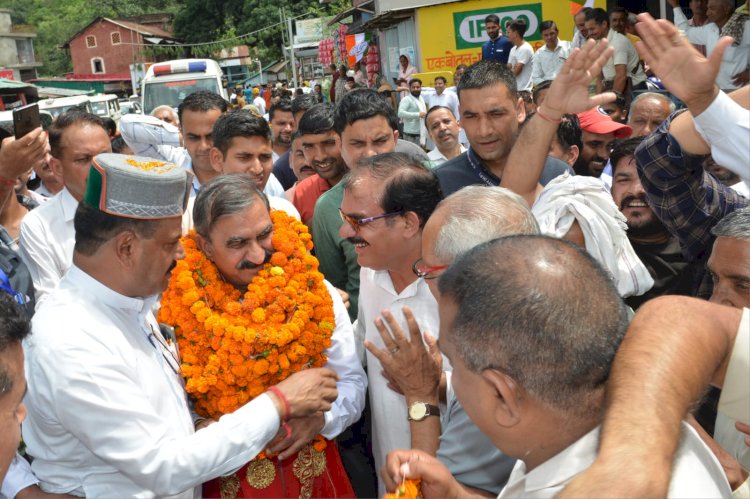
xmin=482 ymin=36 xmax=513 ymax=64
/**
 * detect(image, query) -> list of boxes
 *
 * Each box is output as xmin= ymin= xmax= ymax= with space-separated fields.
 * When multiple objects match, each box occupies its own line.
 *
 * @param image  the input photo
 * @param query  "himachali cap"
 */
xmin=576 ymin=107 xmax=633 ymax=139
xmin=83 ymin=153 xmax=193 ymax=219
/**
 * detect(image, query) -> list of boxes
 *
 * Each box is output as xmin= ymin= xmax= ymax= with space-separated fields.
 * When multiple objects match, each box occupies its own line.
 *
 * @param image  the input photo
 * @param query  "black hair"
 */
xmin=101 ymin=117 xmax=117 ymax=137
xmin=424 ymin=105 xmax=456 ymax=123
xmin=609 ymin=136 xmax=643 ymax=175
xmin=556 ymin=114 xmax=583 ymax=152
xmin=341 ymin=152 xmax=443 ymax=228
xmin=508 ymin=19 xmax=527 ymax=37
xmin=290 ymin=93 xmax=319 ymax=116
xmin=111 ymin=136 xmax=129 ymax=153
xmin=177 ymin=90 xmax=228 ymax=123
xmin=434 ymin=76 xmax=447 ymax=84
xmin=409 ymin=78 xmax=422 ymax=86
xmin=457 ymin=59 xmax=518 ymax=99
xmin=0 ymin=293 xmax=30 ymax=394
xmin=586 ymin=8 xmax=609 ymax=24
xmin=297 ymin=104 xmax=336 ymax=136
xmin=540 ymin=20 xmax=558 ymax=32
xmin=532 ymin=80 xmax=553 ymax=103
xmin=211 ymin=110 xmax=271 ymax=155
xmin=485 ymin=14 xmax=500 ymax=24
xmin=48 ymin=110 xmax=106 ymax=159
xmin=269 ymin=99 xmax=293 ymax=122
xmin=333 ymin=89 xmax=399 ymax=135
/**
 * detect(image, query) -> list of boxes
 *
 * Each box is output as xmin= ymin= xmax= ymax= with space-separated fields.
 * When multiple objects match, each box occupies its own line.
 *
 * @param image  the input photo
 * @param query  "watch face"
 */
xmin=409 ymin=403 xmax=427 ymax=420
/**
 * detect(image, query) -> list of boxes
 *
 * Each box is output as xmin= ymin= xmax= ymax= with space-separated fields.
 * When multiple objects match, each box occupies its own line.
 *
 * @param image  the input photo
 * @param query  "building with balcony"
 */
xmin=0 ymin=9 xmax=43 ymax=82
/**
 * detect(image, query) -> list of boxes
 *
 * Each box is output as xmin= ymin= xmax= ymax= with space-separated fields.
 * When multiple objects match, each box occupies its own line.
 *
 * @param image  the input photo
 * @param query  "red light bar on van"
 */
xmin=152 ymin=61 xmax=208 ymax=76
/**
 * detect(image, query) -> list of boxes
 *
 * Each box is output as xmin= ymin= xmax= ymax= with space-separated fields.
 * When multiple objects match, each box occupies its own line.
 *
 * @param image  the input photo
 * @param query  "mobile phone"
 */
xmin=13 ymin=103 xmax=40 ymax=139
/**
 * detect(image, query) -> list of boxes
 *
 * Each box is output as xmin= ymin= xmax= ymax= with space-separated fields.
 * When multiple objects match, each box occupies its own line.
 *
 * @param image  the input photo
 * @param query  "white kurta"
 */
xmin=355 ymin=267 xmax=441 ymax=496
xmin=23 ymin=265 xmax=281 ymax=498
xmin=19 ymin=187 xmax=77 ymax=307
xmin=497 ymin=423 xmax=731 ymax=498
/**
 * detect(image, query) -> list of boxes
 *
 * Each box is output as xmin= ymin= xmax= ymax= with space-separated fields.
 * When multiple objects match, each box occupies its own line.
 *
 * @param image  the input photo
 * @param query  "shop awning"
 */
xmin=328 ymin=1 xmax=375 ymax=26
xmin=349 ymin=7 xmax=413 ymax=33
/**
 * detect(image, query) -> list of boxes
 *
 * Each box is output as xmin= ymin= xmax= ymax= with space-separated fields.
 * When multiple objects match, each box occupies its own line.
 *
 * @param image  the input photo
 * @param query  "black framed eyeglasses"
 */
xmin=338 ymin=208 xmax=404 ymax=232
xmin=412 ymin=258 xmax=449 ymax=280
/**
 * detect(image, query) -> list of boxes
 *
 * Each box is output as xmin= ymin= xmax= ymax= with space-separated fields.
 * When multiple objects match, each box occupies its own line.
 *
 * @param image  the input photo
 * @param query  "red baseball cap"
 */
xmin=577 ymin=107 xmax=632 ymax=138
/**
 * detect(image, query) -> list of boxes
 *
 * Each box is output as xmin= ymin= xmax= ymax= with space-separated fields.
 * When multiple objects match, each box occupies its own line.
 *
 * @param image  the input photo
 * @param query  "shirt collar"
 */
xmin=522 ymin=426 xmax=600 ymax=492
xmin=60 ymin=187 xmax=79 ymax=222
xmin=65 ymin=264 xmax=159 ymax=320
xmin=372 ymin=269 xmax=427 ymax=299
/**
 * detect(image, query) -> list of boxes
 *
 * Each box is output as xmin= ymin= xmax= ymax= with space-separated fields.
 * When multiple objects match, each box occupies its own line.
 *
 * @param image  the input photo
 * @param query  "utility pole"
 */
xmin=284 ymin=8 xmax=298 ymax=89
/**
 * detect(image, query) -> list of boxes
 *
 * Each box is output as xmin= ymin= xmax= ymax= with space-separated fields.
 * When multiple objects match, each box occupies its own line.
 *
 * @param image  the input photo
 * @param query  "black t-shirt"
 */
xmin=626 ymin=235 xmax=699 ymax=310
xmin=435 ymin=149 xmax=573 ymax=197
xmin=272 ymin=151 xmax=296 ymax=191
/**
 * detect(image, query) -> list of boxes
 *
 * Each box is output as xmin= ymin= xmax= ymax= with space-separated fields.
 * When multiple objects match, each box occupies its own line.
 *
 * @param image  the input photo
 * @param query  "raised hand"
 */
xmin=0 ymin=128 xmax=48 ymax=181
xmin=634 ymin=12 xmax=732 ymax=112
xmin=542 ymin=38 xmax=616 ymax=118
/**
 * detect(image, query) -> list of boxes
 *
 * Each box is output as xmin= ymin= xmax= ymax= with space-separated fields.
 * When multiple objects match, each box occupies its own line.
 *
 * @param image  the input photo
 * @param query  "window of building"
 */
xmin=111 ymin=32 xmax=121 ymax=45
xmin=91 ymin=58 xmax=105 ymax=74
xmin=86 ymin=35 xmax=97 ymax=48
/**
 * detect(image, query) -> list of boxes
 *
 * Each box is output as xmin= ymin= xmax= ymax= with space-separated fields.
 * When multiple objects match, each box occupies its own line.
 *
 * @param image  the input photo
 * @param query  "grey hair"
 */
xmin=433 ymin=186 xmax=540 ymax=262
xmin=193 ymin=174 xmax=270 ymax=238
xmin=630 ymin=92 xmax=676 ymax=115
xmin=151 ymin=105 xmax=178 ymax=121
xmin=711 ymin=207 xmax=750 ymax=240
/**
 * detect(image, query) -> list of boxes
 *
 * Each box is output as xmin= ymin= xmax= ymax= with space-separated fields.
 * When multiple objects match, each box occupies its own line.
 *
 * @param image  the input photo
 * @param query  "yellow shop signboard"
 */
xmin=416 ymin=0 xmax=605 ymax=76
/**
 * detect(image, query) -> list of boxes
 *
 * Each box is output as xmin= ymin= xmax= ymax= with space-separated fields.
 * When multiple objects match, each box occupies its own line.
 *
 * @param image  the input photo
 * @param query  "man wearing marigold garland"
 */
xmin=160 ymin=173 xmax=366 ymax=498
xmin=22 ymin=154 xmax=340 ymax=498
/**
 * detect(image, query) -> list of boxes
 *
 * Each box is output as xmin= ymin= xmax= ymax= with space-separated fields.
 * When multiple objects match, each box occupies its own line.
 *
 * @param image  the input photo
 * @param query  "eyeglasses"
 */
xmin=148 ymin=325 xmax=182 ymax=377
xmin=412 ymin=258 xmax=449 ymax=280
xmin=338 ymin=208 xmax=404 ymax=232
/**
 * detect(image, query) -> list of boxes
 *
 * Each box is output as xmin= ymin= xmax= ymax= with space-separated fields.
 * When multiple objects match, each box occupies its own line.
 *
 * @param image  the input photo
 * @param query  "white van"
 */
xmin=90 ymin=94 xmax=122 ymax=124
xmin=140 ymin=59 xmax=227 ymax=115
xmin=38 ymin=96 xmax=93 ymax=120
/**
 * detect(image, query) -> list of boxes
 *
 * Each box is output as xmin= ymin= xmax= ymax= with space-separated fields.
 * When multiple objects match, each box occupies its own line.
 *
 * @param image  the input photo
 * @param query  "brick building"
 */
xmin=62 ymin=15 xmax=180 ymax=78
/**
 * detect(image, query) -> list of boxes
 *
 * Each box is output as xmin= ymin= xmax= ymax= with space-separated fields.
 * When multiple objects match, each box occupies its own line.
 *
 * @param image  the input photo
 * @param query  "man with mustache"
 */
xmin=185 ymin=174 xmax=366 ymax=498
xmin=610 ymin=137 xmax=699 ymax=309
xmin=425 ymin=107 xmax=465 ymax=166
xmin=269 ymin=100 xmax=294 ymax=164
xmin=22 ymin=155 xmax=341 ymax=496
xmin=292 ymin=104 xmax=348 ymax=226
xmin=338 ymin=152 xmax=443 ymax=495
xmin=575 ymin=106 xmax=632 ymax=177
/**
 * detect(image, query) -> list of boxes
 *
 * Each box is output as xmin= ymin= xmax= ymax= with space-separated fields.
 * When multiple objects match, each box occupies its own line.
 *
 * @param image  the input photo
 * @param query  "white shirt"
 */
xmin=1 ymin=454 xmax=38 ymax=499
xmin=34 ymin=182 xmax=57 ymax=198
xmin=355 ymin=267 xmax=441 ymax=496
xmin=427 ymin=144 xmax=467 ymax=166
xmin=674 ymin=7 xmax=750 ymax=90
xmin=532 ymin=40 xmax=570 ymax=85
xmin=601 ymin=29 xmax=647 ymax=86
xmin=509 ymin=42 xmax=534 ymax=91
xmin=692 ymin=90 xmax=750 ymax=189
xmin=19 ymin=187 xmax=77 ymax=307
xmin=497 ymin=423 xmax=731 ymax=498
xmin=427 ymin=91 xmax=460 ymax=121
xmin=253 ymin=96 xmax=266 ymax=115
xmin=23 ymin=265 xmax=281 ymax=498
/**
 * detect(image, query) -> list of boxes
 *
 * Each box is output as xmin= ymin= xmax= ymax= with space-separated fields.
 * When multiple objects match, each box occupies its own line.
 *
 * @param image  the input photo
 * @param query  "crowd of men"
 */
xmin=0 ymin=2 xmax=748 ymax=498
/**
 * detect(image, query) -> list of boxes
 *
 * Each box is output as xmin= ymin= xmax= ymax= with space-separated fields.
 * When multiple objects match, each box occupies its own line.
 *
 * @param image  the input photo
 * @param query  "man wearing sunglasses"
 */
xmin=338 ymin=152 xmax=442 ymax=496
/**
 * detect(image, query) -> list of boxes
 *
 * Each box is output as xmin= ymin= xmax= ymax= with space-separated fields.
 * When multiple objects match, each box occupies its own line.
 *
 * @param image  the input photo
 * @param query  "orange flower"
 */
xmin=383 ymin=479 xmax=422 ymax=499
xmin=158 ymin=210 xmax=335 ymax=454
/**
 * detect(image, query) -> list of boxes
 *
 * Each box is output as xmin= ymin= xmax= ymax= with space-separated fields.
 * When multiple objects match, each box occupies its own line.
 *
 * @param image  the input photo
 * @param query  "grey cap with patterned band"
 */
xmin=83 ymin=153 xmax=193 ymax=219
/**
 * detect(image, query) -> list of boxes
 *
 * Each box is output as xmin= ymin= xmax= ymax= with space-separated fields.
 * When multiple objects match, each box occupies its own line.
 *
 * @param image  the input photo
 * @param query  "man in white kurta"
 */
xmin=22 ymin=154 xmax=341 ymax=497
xmin=339 ymin=156 xmax=444 ymax=496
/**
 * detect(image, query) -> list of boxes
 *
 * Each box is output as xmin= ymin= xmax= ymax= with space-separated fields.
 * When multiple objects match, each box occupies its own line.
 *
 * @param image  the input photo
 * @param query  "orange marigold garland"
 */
xmin=158 ymin=209 xmax=334 ymax=456
xmin=383 ymin=479 xmax=422 ymax=499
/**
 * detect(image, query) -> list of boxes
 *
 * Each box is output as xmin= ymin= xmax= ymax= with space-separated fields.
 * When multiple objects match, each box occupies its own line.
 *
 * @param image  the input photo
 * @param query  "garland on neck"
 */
xmin=159 ymin=210 xmax=334 ymax=456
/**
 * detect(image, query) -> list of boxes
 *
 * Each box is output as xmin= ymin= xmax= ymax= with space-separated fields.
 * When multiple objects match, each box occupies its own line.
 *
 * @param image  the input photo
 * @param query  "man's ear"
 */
xmin=48 ymin=155 xmax=64 ymax=180
xmin=482 ymin=368 xmax=523 ymax=429
xmin=113 ymin=230 xmax=138 ymax=269
xmin=567 ymin=144 xmax=580 ymax=167
xmin=516 ymin=96 xmax=527 ymax=125
xmin=195 ymin=233 xmax=213 ymax=260
xmin=392 ymin=129 xmax=399 ymax=144
xmin=401 ymin=211 xmax=422 ymax=238
xmin=208 ymin=147 xmax=225 ymax=174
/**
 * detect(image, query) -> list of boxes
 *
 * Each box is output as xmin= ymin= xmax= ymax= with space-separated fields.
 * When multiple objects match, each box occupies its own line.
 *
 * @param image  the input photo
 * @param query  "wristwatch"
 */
xmin=407 ymin=401 xmax=439 ymax=421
